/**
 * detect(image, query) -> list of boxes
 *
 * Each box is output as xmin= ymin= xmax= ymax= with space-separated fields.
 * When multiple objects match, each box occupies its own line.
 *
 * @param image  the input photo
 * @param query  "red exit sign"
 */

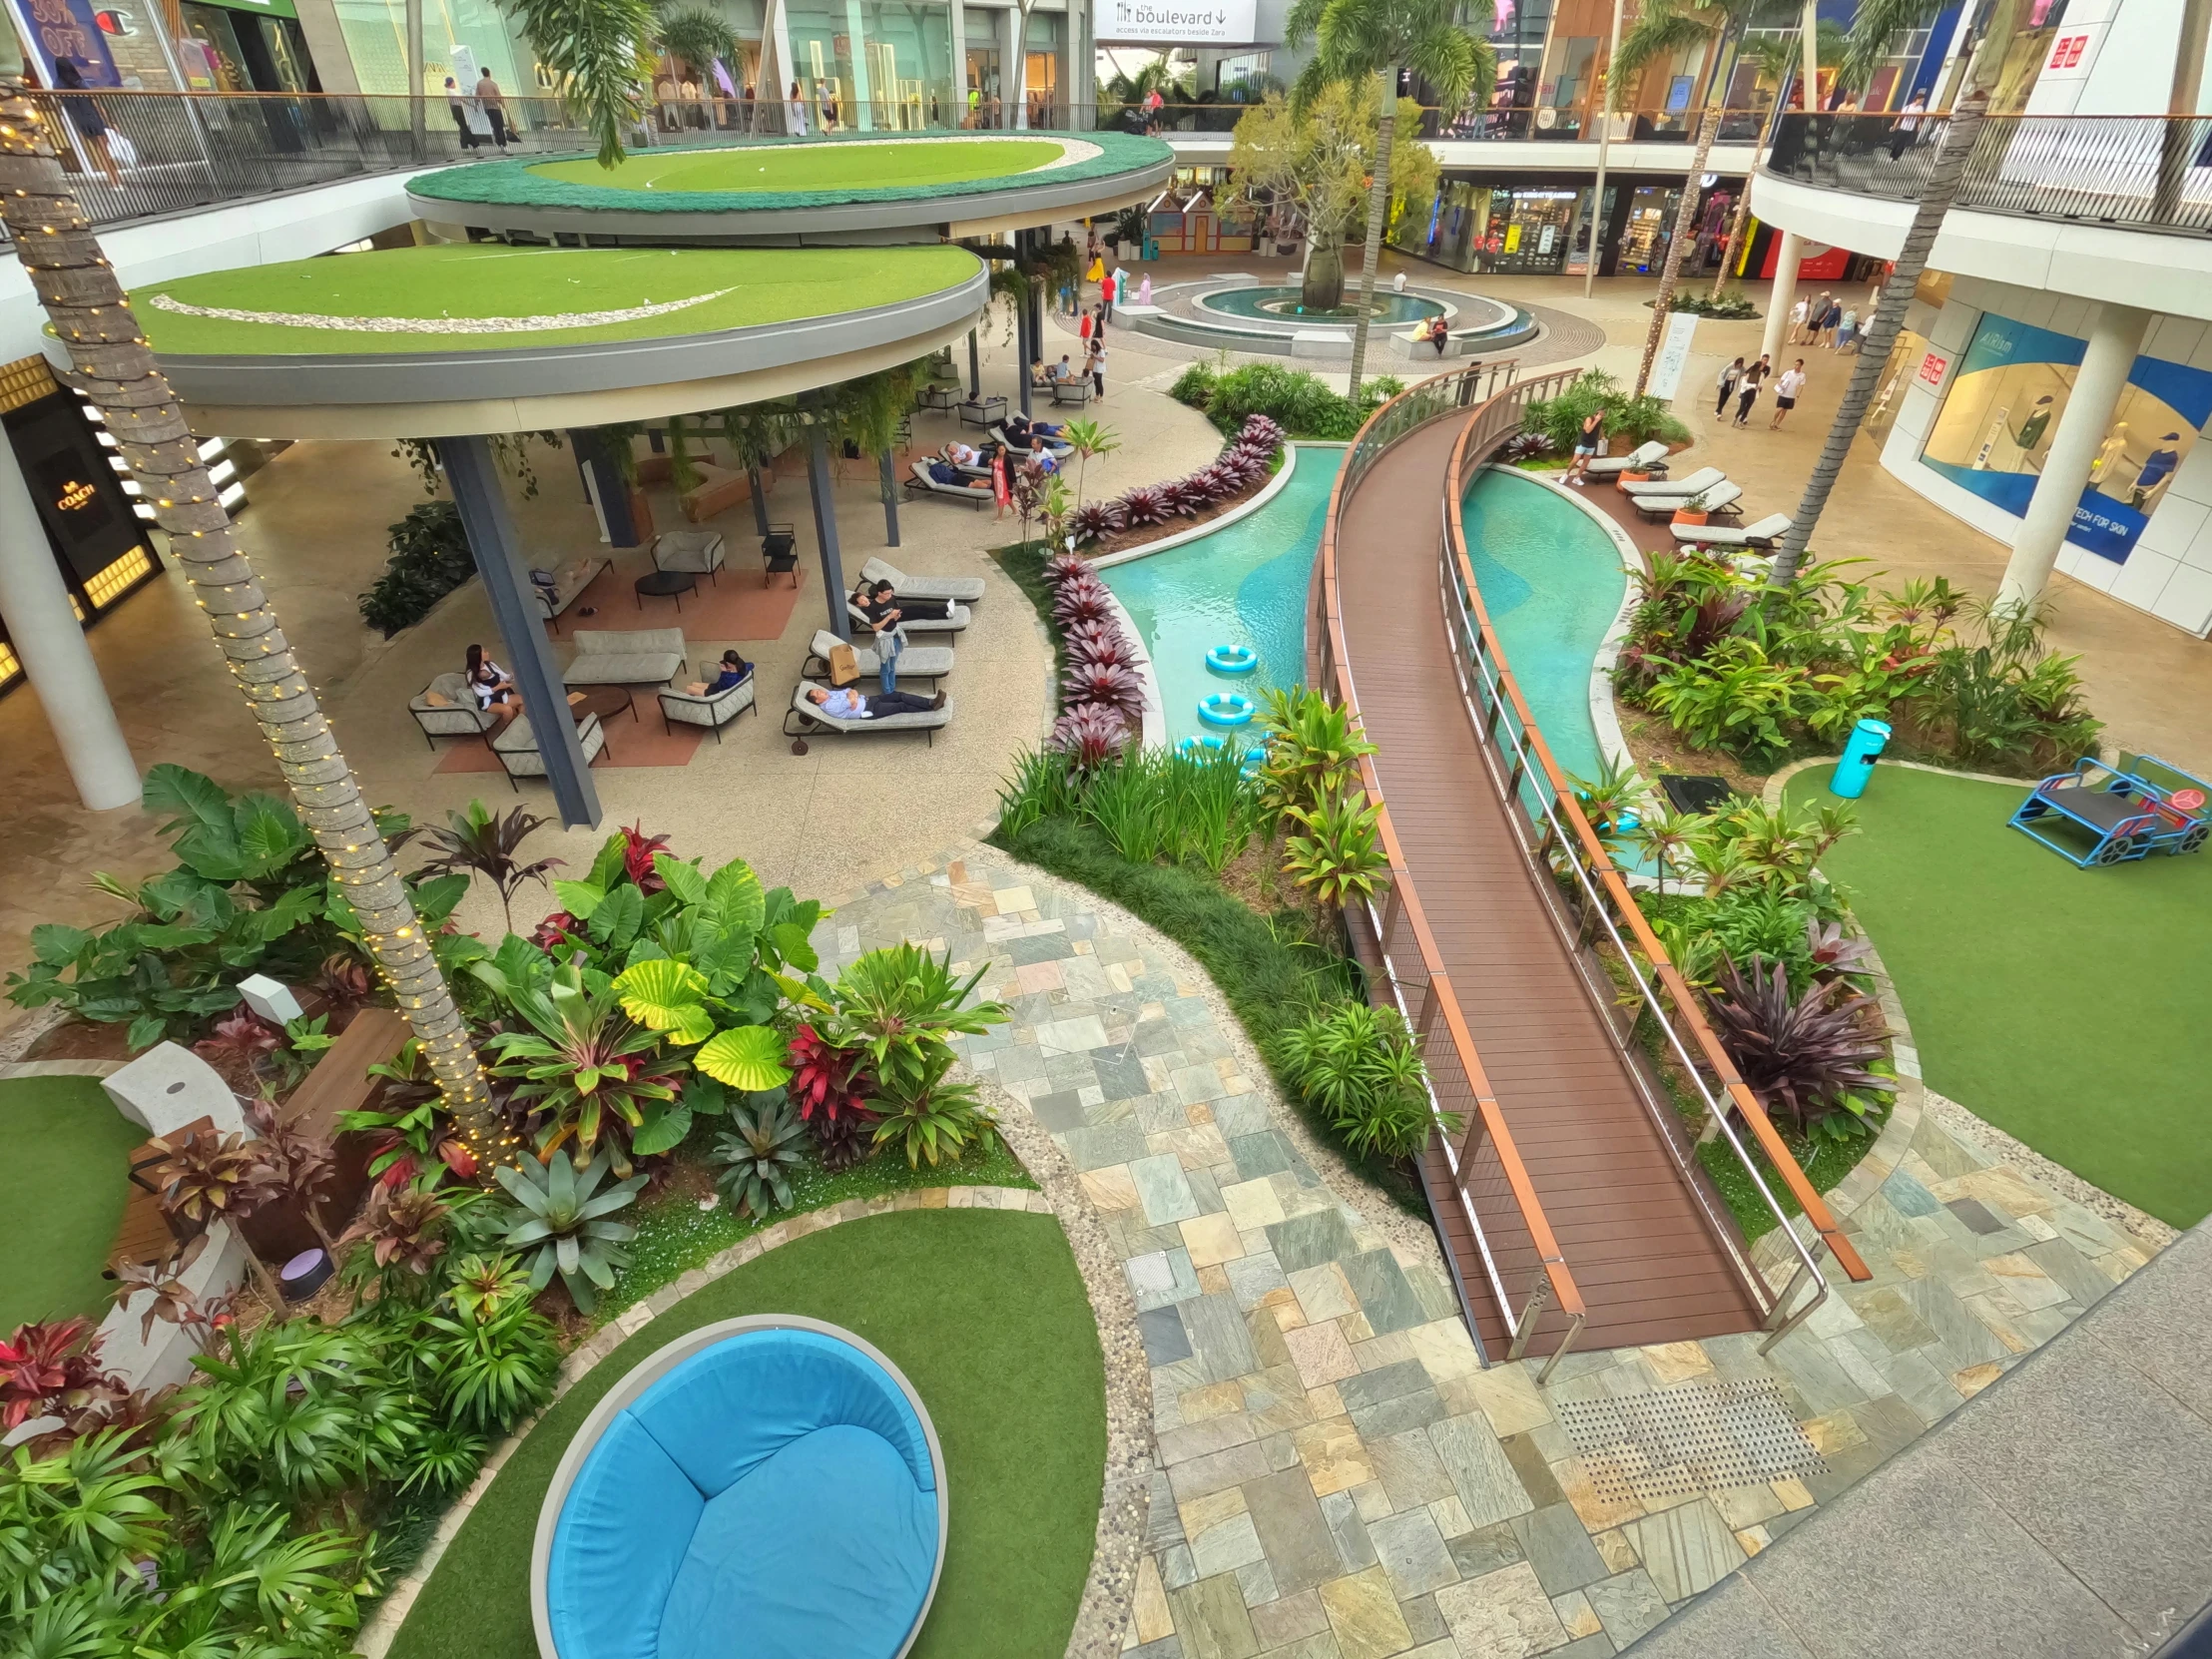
xmin=2049 ymin=31 xmax=2090 ymax=68
xmin=1918 ymin=350 xmax=1950 ymax=388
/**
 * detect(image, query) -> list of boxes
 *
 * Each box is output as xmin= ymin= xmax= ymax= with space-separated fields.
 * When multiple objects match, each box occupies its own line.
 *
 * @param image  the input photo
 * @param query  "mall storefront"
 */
xmin=1395 ymin=172 xmax=1739 ymax=280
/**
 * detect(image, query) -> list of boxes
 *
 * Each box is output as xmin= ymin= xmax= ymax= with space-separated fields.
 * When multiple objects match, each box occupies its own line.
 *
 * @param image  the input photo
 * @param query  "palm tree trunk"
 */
xmin=1347 ymin=65 xmax=1399 ymax=400
xmin=0 ymin=84 xmax=504 ymax=1161
xmin=1709 ymin=192 xmax=1751 ymax=300
xmin=1769 ymin=87 xmax=1989 ymax=584
xmin=1633 ymin=98 xmax=1723 ymax=396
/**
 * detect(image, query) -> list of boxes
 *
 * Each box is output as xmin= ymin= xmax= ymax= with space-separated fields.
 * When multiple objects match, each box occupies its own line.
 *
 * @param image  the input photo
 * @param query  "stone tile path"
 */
xmin=821 ymin=840 xmax=2168 ymax=1659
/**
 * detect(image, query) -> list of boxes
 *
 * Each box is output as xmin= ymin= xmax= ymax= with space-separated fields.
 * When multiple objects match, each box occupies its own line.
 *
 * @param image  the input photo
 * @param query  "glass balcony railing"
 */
xmin=1764 ymin=110 xmax=2212 ymax=238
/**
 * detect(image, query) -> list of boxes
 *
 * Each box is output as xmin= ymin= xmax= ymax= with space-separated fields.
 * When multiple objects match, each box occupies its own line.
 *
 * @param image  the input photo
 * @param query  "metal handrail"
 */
xmin=1764 ymin=111 xmax=2212 ymax=239
xmin=1319 ymin=360 xmax=1588 ymax=1382
xmin=1438 ymin=423 xmax=1873 ymax=1355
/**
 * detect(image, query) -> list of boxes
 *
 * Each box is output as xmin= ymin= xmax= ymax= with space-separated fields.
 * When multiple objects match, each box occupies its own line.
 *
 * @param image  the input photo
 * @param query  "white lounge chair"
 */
xmin=1637 ymin=480 xmax=1743 ymax=521
xmin=903 ymin=460 xmax=992 ymax=509
xmin=784 ymin=679 xmax=951 ymax=751
xmin=1674 ymin=512 xmax=1793 ymax=549
xmin=805 ymin=628 xmax=955 ymax=688
xmin=846 ymin=596 xmax=968 ymax=637
xmin=1582 ymin=440 xmax=1670 ymax=478
xmin=987 ymin=424 xmax=1074 ymax=461
xmin=860 ymin=557 xmax=985 ymax=606
xmin=1623 ymin=465 xmax=1727 ymax=501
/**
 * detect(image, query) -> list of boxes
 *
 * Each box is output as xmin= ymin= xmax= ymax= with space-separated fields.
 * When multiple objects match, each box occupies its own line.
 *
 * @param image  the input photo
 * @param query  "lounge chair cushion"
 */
xmin=808 ymin=630 xmax=954 ymax=681
xmin=846 ymin=598 xmax=967 ymax=636
xmin=1639 ymin=481 xmax=1743 ymax=520
xmin=791 ymin=680 xmax=951 ymax=735
xmin=1623 ymin=466 xmax=1726 ymax=499
xmin=1675 ymin=512 xmax=1793 ymax=546
xmin=861 ymin=558 xmax=985 ymax=605
xmin=411 ymin=672 xmax=494 ymax=736
xmin=1583 ymin=440 xmax=1670 ymax=476
xmin=906 ymin=460 xmax=991 ymax=500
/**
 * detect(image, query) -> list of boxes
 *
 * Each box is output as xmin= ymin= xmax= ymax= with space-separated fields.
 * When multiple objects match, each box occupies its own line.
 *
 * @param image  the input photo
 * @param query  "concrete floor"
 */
xmin=2 ymin=248 xmax=2207 ymax=981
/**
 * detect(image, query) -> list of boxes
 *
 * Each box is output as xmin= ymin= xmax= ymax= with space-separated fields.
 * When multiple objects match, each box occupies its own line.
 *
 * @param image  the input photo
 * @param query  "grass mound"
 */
xmin=529 ymin=137 xmax=1065 ymax=194
xmin=0 ymin=1075 xmax=141 ymax=1332
xmin=385 ymin=1209 xmax=1105 ymax=1659
xmin=1785 ymin=764 xmax=2212 ymax=1227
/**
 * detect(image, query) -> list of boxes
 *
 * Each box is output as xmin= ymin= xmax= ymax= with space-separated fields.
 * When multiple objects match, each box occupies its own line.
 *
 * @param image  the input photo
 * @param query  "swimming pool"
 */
xmin=1099 ymin=445 xmax=1340 ymax=749
xmin=1456 ymin=466 xmax=1629 ymax=789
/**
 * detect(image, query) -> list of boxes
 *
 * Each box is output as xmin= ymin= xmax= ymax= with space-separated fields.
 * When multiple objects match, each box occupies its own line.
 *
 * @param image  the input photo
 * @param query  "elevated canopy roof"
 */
xmin=107 ymin=243 xmax=986 ymax=438
xmin=402 ymin=131 xmax=1177 ymax=244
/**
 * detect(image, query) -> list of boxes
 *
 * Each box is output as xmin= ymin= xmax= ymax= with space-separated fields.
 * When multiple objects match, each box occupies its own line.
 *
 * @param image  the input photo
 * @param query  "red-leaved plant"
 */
xmin=1065 ymin=660 xmax=1146 ymax=719
xmin=1070 ymin=501 xmax=1123 ymax=546
xmin=1118 ymin=485 xmax=1171 ymax=527
xmin=0 ymin=1319 xmax=128 ymax=1432
xmin=1051 ymin=577 xmax=1114 ymax=629
xmin=1707 ymin=956 xmax=1891 ymax=1141
xmin=1064 ymin=620 xmax=1132 ymax=669
xmin=1049 ymin=705 xmax=1130 ymax=772
xmin=1043 ymin=549 xmax=1091 ymax=587
xmin=788 ymin=1024 xmax=875 ymax=1170
xmin=621 ymin=824 xmax=673 ymax=893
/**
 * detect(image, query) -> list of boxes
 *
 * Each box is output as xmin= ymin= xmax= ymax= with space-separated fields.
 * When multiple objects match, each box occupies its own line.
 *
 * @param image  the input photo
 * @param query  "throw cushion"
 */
xmin=421 ymin=691 xmax=451 ymax=708
xmin=656 ymin=1425 xmax=935 ymax=1659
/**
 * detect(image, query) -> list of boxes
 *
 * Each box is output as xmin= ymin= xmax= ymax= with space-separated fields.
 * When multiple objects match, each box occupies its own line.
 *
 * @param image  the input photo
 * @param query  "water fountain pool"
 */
xmin=1127 ymin=276 xmax=1540 ymax=359
xmin=1195 ymin=285 xmax=1447 ymax=324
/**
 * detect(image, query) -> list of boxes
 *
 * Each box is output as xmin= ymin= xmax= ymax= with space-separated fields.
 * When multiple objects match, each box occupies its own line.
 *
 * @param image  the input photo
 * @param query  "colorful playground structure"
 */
xmin=2008 ymin=754 xmax=2211 ymax=867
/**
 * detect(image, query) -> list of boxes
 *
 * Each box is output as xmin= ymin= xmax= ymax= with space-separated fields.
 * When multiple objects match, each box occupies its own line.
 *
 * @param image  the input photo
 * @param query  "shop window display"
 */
xmin=1920 ymin=311 xmax=2212 ymax=563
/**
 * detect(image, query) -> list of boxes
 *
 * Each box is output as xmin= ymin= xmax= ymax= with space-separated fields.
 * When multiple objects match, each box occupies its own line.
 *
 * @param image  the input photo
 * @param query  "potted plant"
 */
xmin=1672 ymin=489 xmax=1716 ymax=527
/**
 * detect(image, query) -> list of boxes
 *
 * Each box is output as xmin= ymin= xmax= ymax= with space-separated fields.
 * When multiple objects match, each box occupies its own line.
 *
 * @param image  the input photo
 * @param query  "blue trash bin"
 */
xmin=1831 ymin=718 xmax=1893 ymax=799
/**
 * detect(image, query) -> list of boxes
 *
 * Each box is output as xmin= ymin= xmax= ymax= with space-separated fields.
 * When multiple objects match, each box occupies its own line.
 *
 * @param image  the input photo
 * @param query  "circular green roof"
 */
xmin=134 ymin=243 xmax=979 ymax=356
xmin=525 ymin=136 xmax=1069 ymax=199
xmin=409 ymin=130 xmax=1170 ymax=216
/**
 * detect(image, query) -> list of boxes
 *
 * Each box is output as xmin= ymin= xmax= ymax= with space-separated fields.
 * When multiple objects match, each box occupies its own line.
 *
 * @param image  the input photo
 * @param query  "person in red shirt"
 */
xmin=1100 ymin=268 xmax=1117 ymax=323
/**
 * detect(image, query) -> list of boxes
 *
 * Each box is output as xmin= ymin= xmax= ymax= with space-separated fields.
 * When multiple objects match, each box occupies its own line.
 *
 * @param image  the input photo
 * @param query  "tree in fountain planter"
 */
xmin=1225 ymin=84 xmax=1439 ymax=319
xmin=1283 ymin=0 xmax=1489 ymax=395
xmin=0 ymin=86 xmax=506 ymax=1163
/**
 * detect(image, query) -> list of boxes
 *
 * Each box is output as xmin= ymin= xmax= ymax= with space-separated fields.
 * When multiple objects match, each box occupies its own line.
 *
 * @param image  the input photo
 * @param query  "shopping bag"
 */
xmin=828 ymin=642 xmax=859 ymax=686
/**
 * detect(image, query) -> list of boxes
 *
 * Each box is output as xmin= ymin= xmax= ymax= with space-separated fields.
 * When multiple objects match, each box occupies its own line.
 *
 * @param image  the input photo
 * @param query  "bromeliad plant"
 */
xmin=1706 ymin=955 xmax=1892 ymax=1143
xmin=870 ymin=1045 xmax=985 ymax=1168
xmin=483 ymin=960 xmax=687 ymax=1171
xmin=822 ymin=943 xmax=1009 ymax=1108
xmin=492 ymin=1150 xmax=646 ymax=1316
xmin=712 ymin=1094 xmax=809 ymax=1216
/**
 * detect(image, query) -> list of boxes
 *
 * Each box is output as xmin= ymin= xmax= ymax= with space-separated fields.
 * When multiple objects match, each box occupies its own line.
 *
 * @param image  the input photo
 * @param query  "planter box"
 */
xmin=1672 ymin=510 xmax=1710 ymax=526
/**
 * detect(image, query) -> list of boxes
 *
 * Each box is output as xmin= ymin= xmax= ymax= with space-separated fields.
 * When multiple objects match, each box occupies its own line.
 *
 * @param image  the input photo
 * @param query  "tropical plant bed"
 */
xmin=1077 ymin=446 xmax=1286 ymax=559
xmin=1649 ymin=291 xmax=1761 ymax=320
xmin=383 ymin=1208 xmax=1106 ymax=1659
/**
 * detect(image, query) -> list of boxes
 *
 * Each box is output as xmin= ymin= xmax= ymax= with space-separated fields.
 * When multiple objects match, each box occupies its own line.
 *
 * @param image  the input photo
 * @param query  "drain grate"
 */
xmin=1554 ymin=1379 xmax=1826 ymax=1501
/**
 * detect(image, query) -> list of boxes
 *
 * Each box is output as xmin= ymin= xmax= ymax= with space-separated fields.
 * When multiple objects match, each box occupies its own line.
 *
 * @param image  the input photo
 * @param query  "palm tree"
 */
xmin=1768 ymin=0 xmax=2021 ymax=584
xmin=659 ymin=7 xmax=738 ymax=107
xmin=0 ymin=87 xmax=505 ymax=1159
xmin=499 ymin=0 xmax=659 ymax=167
xmin=1612 ymin=0 xmax=1790 ymax=393
xmin=1285 ymin=0 xmax=1492 ymax=395
xmin=1705 ymin=21 xmax=1842 ymax=296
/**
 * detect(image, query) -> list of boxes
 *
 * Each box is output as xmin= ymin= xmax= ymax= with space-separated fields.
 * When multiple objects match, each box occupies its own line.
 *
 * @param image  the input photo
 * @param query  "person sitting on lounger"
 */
xmin=869 ymin=576 xmax=950 ymax=622
xmin=809 ymin=684 xmax=944 ymax=719
xmin=705 ymin=651 xmax=752 ymax=692
xmin=926 ymin=458 xmax=967 ymax=486
xmin=940 ymin=440 xmax=980 ymax=468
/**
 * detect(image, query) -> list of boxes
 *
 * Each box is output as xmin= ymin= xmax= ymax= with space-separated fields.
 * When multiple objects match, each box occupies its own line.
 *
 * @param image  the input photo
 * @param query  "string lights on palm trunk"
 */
xmin=0 ymin=83 xmax=510 ymax=1166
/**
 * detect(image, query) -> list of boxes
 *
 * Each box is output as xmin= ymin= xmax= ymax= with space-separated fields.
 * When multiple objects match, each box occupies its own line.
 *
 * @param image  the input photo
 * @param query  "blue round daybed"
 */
xmin=531 ymin=1316 xmax=947 ymax=1659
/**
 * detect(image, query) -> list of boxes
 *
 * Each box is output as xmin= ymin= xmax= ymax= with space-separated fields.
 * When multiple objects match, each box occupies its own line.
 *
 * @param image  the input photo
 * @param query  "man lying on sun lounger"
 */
xmin=808 ymin=684 xmax=946 ymax=719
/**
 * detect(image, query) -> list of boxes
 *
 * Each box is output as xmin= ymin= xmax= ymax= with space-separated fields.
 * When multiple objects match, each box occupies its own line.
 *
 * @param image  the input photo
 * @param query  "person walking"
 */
xmin=1817 ymin=297 xmax=1844 ymax=348
xmin=1837 ymin=305 xmax=1861 ymax=352
xmin=1786 ymin=295 xmax=1808 ymax=342
xmin=1085 ymin=251 xmax=1105 ymax=289
xmin=1888 ymin=93 xmax=1927 ymax=161
xmin=1770 ymin=358 xmax=1807 ymax=429
xmin=1078 ymin=307 xmax=1093 ymax=347
xmin=1716 ymin=356 xmax=1745 ymax=417
xmin=53 ymin=58 xmax=124 ymax=187
xmin=1087 ymin=337 xmax=1107 ymax=400
xmin=444 ymin=76 xmax=478 ymax=148
xmin=786 ymin=82 xmax=809 ymax=135
xmin=1795 ymin=291 xmax=1829 ymax=345
xmin=1100 ymin=267 xmax=1118 ymax=323
xmin=1734 ymin=355 xmax=1770 ymax=427
xmin=475 ymin=70 xmax=509 ymax=148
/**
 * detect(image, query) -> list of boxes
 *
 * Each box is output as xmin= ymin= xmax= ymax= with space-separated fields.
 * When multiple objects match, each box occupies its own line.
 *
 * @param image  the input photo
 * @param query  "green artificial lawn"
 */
xmin=1784 ymin=764 xmax=2212 ymax=1227
xmin=133 ymin=244 xmax=981 ymax=357
xmin=529 ymin=137 xmax=1065 ymax=195
xmin=385 ymin=1209 xmax=1105 ymax=1659
xmin=409 ymin=129 xmax=1172 ymax=215
xmin=0 ymin=1075 xmax=143 ymax=1333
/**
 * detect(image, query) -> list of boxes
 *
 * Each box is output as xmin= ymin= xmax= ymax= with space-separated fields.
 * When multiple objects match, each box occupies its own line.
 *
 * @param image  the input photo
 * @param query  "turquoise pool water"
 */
xmin=1457 ymin=467 xmax=1628 ymax=789
xmin=1198 ymin=285 xmax=1445 ymax=324
xmin=1100 ymin=446 xmax=1340 ymax=748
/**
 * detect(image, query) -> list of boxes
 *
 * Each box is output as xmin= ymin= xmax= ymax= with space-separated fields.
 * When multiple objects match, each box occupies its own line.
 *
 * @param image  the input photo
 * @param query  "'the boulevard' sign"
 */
xmin=1098 ymin=0 xmax=1259 ymax=44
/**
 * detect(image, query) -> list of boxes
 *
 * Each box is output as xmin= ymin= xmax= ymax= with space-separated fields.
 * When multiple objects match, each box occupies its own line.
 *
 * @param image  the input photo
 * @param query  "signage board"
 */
xmin=1648 ymin=310 xmax=1699 ymax=403
xmin=1098 ymin=0 xmax=1259 ymax=45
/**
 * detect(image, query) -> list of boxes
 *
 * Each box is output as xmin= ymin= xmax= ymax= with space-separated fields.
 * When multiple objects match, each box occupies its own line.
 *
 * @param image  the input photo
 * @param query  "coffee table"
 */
xmin=566 ymin=686 xmax=636 ymax=726
xmin=634 ymin=569 xmax=697 ymax=611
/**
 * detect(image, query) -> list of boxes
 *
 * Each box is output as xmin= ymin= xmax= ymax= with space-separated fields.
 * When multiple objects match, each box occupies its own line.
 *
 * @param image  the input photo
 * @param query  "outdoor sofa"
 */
xmin=656 ymin=674 xmax=758 ymax=740
xmin=534 ymin=557 xmax=608 ymax=626
xmin=491 ymin=712 xmax=608 ymax=790
xmin=562 ymin=628 xmax=687 ymax=689
xmin=652 ymin=530 xmax=728 ymax=584
xmin=409 ymin=672 xmax=498 ymax=746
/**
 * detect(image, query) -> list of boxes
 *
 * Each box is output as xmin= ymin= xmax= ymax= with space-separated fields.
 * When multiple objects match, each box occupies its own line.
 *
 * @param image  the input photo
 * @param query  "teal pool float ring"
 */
xmin=1178 ymin=735 xmax=1228 ymax=759
xmin=1206 ymin=644 xmax=1259 ymax=675
xmin=1198 ymin=692 xmax=1256 ymax=729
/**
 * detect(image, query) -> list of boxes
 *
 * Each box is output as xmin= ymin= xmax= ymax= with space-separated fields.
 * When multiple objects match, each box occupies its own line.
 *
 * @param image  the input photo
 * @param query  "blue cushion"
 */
xmin=626 ymin=1330 xmax=935 ymax=1497
xmin=546 ymin=1414 xmax=705 ymax=1659
xmin=657 ymin=1425 xmax=937 ymax=1659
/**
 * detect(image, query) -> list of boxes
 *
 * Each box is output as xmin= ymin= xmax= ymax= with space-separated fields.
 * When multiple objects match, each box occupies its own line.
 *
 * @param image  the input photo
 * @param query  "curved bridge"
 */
xmin=1313 ymin=365 xmax=1870 ymax=1373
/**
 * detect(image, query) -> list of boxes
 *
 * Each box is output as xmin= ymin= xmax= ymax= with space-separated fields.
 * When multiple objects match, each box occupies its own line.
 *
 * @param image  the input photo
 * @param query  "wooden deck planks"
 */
xmin=1339 ymin=419 xmax=1762 ymax=1354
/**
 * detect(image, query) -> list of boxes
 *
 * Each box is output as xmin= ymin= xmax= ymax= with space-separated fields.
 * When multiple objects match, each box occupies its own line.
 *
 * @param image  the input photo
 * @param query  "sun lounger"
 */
xmin=1637 ymin=480 xmax=1743 ymax=521
xmin=987 ymin=424 xmax=1073 ymax=461
xmin=903 ymin=460 xmax=992 ymax=509
xmin=1622 ymin=465 xmax=1727 ymax=501
xmin=846 ymin=596 xmax=969 ymax=637
xmin=1582 ymin=440 xmax=1670 ymax=478
xmin=1674 ymin=512 xmax=1793 ymax=548
xmin=805 ymin=629 xmax=955 ymax=688
xmin=860 ymin=556 xmax=985 ymax=606
xmin=784 ymin=679 xmax=951 ymax=750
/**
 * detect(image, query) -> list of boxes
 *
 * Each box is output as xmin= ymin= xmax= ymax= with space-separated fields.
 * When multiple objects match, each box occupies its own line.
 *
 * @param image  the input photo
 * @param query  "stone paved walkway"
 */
xmin=822 ymin=842 xmax=2166 ymax=1659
